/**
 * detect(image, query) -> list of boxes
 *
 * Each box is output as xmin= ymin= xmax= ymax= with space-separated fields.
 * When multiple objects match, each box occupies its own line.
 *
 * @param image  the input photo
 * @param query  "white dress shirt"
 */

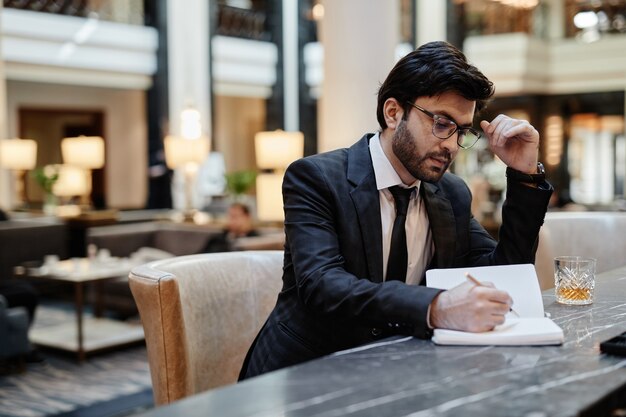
xmin=369 ymin=133 xmax=434 ymax=285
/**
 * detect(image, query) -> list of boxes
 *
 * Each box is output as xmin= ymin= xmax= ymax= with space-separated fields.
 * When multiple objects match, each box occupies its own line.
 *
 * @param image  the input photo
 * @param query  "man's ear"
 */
xmin=383 ymin=98 xmax=403 ymax=130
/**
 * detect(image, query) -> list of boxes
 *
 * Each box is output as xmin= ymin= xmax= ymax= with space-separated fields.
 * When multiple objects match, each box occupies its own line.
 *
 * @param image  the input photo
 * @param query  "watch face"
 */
xmin=537 ymin=162 xmax=545 ymax=174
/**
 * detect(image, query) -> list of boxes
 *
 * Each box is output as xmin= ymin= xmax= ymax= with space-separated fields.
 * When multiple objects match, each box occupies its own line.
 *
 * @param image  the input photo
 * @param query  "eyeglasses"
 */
xmin=406 ymin=102 xmax=481 ymax=149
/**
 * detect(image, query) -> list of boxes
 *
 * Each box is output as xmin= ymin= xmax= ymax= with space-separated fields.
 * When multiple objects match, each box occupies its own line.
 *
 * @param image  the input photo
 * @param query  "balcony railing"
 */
xmin=4 ymin=0 xmax=88 ymax=16
xmin=455 ymin=0 xmax=626 ymax=40
xmin=216 ymin=4 xmax=269 ymax=41
xmin=3 ymin=0 xmax=144 ymax=25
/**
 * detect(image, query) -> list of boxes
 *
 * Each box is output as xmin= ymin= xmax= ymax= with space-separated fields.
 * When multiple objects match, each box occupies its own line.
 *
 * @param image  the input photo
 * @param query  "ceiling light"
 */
xmin=574 ymin=11 xmax=599 ymax=29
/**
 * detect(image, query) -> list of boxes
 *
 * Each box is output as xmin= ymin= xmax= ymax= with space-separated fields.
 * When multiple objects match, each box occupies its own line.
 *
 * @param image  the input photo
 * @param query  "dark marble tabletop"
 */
xmin=137 ymin=266 xmax=626 ymax=417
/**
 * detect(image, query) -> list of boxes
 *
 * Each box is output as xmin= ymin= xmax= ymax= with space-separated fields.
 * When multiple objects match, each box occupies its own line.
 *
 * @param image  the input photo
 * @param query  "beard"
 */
xmin=391 ymin=119 xmax=452 ymax=183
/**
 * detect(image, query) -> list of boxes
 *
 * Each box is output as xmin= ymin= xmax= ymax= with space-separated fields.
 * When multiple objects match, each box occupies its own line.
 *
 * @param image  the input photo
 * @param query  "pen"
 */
xmin=465 ymin=272 xmax=520 ymax=318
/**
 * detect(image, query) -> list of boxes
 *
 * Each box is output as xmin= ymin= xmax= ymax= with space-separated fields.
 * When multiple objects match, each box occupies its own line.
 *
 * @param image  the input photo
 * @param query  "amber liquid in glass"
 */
xmin=557 ymin=286 xmax=592 ymax=302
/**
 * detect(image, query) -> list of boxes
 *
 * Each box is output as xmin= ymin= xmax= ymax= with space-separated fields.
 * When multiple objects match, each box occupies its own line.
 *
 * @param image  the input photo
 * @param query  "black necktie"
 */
xmin=386 ymin=186 xmax=413 ymax=282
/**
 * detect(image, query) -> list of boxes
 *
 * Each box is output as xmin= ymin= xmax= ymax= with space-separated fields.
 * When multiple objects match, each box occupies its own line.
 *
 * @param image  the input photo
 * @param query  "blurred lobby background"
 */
xmin=0 ymin=0 xmax=625 ymax=224
xmin=1 ymin=2 xmax=625 ymax=415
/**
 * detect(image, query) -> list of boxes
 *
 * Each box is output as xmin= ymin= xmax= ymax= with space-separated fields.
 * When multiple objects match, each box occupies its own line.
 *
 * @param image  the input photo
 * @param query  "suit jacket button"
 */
xmin=371 ymin=327 xmax=382 ymax=337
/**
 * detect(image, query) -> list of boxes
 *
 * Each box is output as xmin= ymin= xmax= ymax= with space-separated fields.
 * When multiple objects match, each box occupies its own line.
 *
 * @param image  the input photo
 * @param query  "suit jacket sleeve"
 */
xmin=466 ymin=179 xmax=552 ymax=266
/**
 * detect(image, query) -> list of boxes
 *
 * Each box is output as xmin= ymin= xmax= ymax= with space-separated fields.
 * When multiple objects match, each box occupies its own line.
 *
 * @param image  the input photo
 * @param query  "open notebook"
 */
xmin=426 ymin=264 xmax=564 ymax=346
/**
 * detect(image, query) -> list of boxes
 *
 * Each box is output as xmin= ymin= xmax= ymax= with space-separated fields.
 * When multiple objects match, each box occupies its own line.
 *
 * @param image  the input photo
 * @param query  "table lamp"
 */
xmin=61 ymin=136 xmax=105 ymax=169
xmin=53 ymin=164 xmax=90 ymax=198
xmin=255 ymin=130 xmax=304 ymax=222
xmin=164 ymin=135 xmax=210 ymax=218
xmin=0 ymin=138 xmax=38 ymax=207
xmin=61 ymin=135 xmax=104 ymax=207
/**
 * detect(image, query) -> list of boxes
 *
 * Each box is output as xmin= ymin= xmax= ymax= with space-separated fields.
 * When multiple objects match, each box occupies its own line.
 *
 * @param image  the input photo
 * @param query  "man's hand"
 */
xmin=480 ymin=115 xmax=539 ymax=174
xmin=429 ymin=281 xmax=513 ymax=332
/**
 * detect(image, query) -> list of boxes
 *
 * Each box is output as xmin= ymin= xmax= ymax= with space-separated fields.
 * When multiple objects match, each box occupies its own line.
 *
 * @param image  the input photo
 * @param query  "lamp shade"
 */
xmin=52 ymin=165 xmax=90 ymax=197
xmin=164 ymin=135 xmax=210 ymax=169
xmin=256 ymin=173 xmax=284 ymax=222
xmin=61 ymin=136 xmax=105 ymax=169
xmin=255 ymin=130 xmax=304 ymax=170
xmin=0 ymin=139 xmax=37 ymax=170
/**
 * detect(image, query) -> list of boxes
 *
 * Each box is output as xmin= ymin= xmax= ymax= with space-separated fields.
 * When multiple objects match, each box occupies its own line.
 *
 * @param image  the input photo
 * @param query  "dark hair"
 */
xmin=376 ymin=41 xmax=494 ymax=129
xmin=230 ymin=202 xmax=251 ymax=216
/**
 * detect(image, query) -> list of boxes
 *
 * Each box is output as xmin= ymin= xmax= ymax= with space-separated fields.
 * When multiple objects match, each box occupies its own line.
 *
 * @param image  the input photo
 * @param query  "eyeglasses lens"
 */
xmin=423 ymin=107 xmax=480 ymax=149
xmin=458 ymin=131 xmax=479 ymax=149
xmin=433 ymin=118 xmax=456 ymax=139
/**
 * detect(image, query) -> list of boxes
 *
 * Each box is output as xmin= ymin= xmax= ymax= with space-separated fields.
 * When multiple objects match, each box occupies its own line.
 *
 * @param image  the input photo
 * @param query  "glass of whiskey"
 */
xmin=554 ymin=256 xmax=596 ymax=305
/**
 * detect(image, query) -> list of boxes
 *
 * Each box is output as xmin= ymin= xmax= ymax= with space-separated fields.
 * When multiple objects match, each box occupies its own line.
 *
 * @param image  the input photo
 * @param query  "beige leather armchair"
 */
xmin=129 ymin=251 xmax=283 ymax=405
xmin=535 ymin=212 xmax=626 ymax=290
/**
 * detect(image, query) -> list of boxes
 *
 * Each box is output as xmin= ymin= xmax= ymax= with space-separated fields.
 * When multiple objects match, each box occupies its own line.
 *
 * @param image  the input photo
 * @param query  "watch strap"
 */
xmin=506 ymin=162 xmax=546 ymax=184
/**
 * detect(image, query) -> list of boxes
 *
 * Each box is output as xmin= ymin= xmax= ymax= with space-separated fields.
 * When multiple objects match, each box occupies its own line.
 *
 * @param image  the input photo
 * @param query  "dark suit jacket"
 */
xmin=241 ymin=134 xmax=552 ymax=378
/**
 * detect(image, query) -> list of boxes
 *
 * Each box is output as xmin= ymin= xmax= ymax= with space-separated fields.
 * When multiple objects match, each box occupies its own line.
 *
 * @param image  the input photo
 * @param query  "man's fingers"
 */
xmin=490 ymin=313 xmax=507 ymax=326
xmin=480 ymin=120 xmax=490 ymax=132
xmin=488 ymin=288 xmax=513 ymax=305
xmin=473 ymin=286 xmax=513 ymax=312
xmin=470 ymin=284 xmax=510 ymax=302
xmin=482 ymin=115 xmax=537 ymax=143
xmin=489 ymin=298 xmax=513 ymax=315
xmin=430 ymin=282 xmax=514 ymax=332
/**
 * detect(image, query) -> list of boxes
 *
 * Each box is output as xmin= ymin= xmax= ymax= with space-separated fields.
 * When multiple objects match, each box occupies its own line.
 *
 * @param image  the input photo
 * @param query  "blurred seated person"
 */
xmin=204 ymin=203 xmax=259 ymax=252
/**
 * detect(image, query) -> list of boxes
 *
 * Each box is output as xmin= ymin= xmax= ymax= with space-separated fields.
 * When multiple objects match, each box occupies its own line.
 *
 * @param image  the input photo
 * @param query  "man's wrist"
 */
xmin=426 ymin=304 xmax=434 ymax=329
xmin=506 ymin=162 xmax=545 ymax=184
xmin=428 ymin=291 xmax=445 ymax=329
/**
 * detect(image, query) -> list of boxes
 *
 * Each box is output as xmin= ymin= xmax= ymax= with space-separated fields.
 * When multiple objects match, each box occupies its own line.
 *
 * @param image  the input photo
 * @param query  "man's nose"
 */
xmin=440 ymin=133 xmax=459 ymax=153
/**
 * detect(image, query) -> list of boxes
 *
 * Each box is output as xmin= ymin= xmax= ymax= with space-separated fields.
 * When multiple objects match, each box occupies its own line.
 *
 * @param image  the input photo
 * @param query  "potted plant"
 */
xmin=32 ymin=165 xmax=59 ymax=214
xmin=224 ymin=170 xmax=257 ymax=202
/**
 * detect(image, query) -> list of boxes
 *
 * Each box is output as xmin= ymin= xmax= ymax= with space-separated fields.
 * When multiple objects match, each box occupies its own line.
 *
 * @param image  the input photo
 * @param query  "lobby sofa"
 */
xmin=86 ymin=221 xmax=284 ymax=316
xmin=0 ymin=218 xmax=67 ymax=282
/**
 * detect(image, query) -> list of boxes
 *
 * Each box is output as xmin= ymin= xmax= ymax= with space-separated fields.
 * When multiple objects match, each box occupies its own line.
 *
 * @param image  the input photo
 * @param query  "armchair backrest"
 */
xmin=535 ymin=212 xmax=626 ymax=290
xmin=128 ymin=251 xmax=283 ymax=405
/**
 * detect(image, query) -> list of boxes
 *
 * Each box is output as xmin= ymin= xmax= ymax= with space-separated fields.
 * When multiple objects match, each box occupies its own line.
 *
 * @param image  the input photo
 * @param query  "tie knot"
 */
xmin=389 ymin=186 xmax=413 ymax=216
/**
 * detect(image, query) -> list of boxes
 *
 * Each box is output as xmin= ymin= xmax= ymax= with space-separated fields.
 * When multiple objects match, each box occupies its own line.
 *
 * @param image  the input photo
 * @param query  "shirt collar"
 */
xmin=369 ymin=132 xmax=421 ymax=192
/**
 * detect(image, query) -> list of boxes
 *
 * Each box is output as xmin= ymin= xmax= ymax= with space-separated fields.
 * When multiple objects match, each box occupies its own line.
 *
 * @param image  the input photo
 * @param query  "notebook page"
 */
xmin=425 ymin=264 xmax=545 ymax=318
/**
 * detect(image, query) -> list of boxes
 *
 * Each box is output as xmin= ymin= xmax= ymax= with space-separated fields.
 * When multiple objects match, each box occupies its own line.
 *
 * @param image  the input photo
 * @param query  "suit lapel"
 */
xmin=422 ymin=182 xmax=456 ymax=268
xmin=344 ymin=137 xmax=458 ymax=278
xmin=347 ymin=135 xmax=384 ymax=283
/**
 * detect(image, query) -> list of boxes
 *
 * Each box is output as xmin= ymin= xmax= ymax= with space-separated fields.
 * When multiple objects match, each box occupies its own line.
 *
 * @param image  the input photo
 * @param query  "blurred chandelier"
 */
xmin=455 ymin=0 xmax=539 ymax=9
xmin=492 ymin=0 xmax=539 ymax=9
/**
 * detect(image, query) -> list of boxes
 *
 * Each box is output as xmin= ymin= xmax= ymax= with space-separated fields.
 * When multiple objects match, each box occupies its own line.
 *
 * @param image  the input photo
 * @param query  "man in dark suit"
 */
xmin=240 ymin=41 xmax=552 ymax=379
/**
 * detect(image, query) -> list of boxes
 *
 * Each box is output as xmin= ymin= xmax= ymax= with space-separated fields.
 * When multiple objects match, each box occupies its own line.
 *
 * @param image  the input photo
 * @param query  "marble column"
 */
xmin=166 ymin=0 xmax=211 ymax=210
xmin=167 ymin=0 xmax=211 ymax=137
xmin=318 ymin=0 xmax=399 ymax=152
xmin=416 ymin=0 xmax=447 ymax=46
xmin=283 ymin=0 xmax=299 ymax=132
xmin=0 ymin=3 xmax=12 ymax=209
xmin=543 ymin=0 xmax=565 ymax=40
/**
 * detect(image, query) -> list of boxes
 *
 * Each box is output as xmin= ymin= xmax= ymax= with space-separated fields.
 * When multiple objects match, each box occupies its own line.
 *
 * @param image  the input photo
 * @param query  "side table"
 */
xmin=15 ymin=257 xmax=144 ymax=362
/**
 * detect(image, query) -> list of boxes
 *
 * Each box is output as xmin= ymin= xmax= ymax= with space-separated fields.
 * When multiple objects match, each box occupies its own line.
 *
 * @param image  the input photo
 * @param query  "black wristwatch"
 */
xmin=506 ymin=162 xmax=546 ymax=184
